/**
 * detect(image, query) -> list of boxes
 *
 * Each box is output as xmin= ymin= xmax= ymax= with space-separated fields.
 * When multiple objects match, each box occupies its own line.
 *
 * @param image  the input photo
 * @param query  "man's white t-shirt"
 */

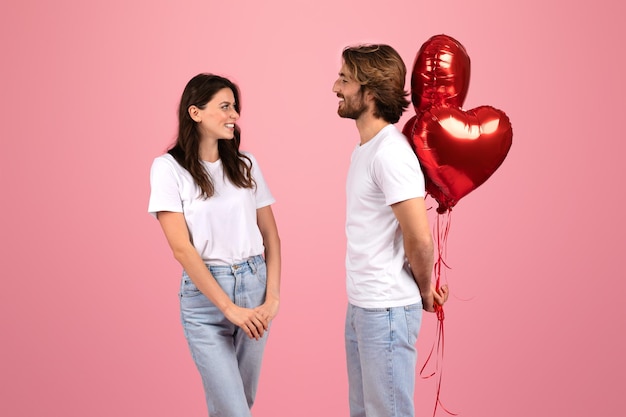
xmin=148 ymin=152 xmax=275 ymax=265
xmin=346 ymin=124 xmax=426 ymax=308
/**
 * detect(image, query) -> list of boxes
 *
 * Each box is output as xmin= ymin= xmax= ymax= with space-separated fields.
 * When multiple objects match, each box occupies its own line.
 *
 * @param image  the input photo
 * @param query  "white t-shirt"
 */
xmin=345 ymin=124 xmax=426 ymax=308
xmin=148 ymin=152 xmax=275 ymax=265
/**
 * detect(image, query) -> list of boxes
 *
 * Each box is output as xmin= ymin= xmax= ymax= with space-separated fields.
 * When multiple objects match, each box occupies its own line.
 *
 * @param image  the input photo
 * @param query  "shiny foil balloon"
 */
xmin=408 ymin=105 xmax=513 ymax=213
xmin=411 ymin=34 xmax=471 ymax=114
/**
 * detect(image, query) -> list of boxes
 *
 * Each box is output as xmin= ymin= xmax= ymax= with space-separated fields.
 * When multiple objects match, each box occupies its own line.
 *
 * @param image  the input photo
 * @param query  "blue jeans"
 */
xmin=345 ymin=303 xmax=423 ymax=417
xmin=179 ymin=255 xmax=268 ymax=417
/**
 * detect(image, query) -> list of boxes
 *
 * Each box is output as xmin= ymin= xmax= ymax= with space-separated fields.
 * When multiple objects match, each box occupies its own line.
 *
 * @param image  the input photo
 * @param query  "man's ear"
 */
xmin=188 ymin=105 xmax=201 ymax=122
xmin=363 ymin=89 xmax=376 ymax=108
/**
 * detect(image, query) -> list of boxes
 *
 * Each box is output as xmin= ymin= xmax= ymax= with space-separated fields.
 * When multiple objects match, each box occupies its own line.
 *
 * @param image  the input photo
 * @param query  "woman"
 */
xmin=148 ymin=74 xmax=281 ymax=417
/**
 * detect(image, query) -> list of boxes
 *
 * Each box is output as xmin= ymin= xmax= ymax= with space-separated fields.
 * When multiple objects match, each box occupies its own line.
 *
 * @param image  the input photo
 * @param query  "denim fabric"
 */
xmin=179 ymin=255 xmax=268 ymax=417
xmin=345 ymin=303 xmax=423 ymax=417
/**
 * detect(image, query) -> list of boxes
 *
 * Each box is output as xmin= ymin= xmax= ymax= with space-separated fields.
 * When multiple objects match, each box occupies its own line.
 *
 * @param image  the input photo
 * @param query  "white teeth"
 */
xmin=225 ymin=124 xmax=235 ymax=128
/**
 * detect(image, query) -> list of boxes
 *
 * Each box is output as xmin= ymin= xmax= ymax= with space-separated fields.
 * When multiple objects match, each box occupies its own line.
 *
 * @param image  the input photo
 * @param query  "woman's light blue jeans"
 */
xmin=345 ymin=302 xmax=423 ymax=417
xmin=179 ymin=255 xmax=268 ymax=417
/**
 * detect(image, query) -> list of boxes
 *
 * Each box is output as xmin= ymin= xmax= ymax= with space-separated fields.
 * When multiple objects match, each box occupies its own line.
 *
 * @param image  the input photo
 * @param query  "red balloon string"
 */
xmin=420 ymin=210 xmax=457 ymax=417
xmin=433 ymin=210 xmax=452 ymax=293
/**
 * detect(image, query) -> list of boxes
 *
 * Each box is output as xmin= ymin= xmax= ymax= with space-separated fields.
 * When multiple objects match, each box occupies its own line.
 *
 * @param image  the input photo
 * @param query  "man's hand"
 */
xmin=422 ymin=284 xmax=449 ymax=312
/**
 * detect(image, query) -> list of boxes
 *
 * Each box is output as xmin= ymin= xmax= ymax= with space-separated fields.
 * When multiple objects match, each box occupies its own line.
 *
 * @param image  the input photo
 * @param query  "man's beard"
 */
xmin=338 ymin=93 xmax=367 ymax=120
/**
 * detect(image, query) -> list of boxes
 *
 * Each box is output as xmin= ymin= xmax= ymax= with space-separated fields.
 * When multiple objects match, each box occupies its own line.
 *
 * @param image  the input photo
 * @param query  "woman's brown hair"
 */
xmin=168 ymin=74 xmax=254 ymax=198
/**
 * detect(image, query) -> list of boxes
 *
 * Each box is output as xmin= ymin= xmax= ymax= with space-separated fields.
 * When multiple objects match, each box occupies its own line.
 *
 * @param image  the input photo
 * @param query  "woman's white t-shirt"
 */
xmin=148 ymin=152 xmax=275 ymax=265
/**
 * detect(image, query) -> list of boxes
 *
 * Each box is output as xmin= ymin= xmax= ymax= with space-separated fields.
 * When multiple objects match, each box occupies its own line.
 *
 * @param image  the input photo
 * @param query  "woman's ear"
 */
xmin=188 ymin=105 xmax=201 ymax=123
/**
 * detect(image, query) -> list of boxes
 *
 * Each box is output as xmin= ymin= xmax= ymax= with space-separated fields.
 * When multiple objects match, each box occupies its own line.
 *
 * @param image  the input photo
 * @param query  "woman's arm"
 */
xmin=255 ymin=205 xmax=281 ymax=322
xmin=157 ymin=211 xmax=268 ymax=339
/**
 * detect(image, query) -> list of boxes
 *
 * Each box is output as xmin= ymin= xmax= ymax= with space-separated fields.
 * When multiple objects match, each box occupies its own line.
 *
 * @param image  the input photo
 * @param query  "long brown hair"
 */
xmin=342 ymin=44 xmax=410 ymax=124
xmin=168 ymin=74 xmax=255 ymax=198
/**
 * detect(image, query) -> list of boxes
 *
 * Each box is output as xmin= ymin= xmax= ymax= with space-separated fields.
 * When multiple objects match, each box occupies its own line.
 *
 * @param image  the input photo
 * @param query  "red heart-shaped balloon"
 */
xmin=411 ymin=34 xmax=471 ymax=114
xmin=404 ymin=105 xmax=513 ymax=213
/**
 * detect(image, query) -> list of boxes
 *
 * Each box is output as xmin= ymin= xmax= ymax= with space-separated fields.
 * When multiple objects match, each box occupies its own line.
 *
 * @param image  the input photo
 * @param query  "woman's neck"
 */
xmin=199 ymin=138 xmax=219 ymax=162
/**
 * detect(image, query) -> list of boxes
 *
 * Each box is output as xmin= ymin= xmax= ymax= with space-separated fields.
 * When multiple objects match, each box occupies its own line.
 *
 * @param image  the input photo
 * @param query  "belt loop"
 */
xmin=248 ymin=257 xmax=257 ymax=274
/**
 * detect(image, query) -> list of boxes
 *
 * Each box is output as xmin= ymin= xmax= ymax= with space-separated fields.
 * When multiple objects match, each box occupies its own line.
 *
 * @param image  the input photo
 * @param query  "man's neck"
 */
xmin=355 ymin=114 xmax=390 ymax=146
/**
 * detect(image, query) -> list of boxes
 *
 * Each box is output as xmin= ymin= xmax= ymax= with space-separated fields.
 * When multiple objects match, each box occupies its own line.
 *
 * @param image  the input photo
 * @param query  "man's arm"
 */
xmin=391 ymin=197 xmax=437 ymax=311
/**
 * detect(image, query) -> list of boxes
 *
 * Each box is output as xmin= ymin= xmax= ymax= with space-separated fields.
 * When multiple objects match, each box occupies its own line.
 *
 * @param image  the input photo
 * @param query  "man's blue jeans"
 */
xmin=179 ymin=255 xmax=268 ymax=417
xmin=345 ymin=302 xmax=423 ymax=417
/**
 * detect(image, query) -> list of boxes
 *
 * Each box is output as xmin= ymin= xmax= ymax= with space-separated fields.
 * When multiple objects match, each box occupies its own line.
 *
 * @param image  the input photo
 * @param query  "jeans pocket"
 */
xmin=404 ymin=304 xmax=423 ymax=345
xmin=254 ymin=261 xmax=267 ymax=285
xmin=180 ymin=278 xmax=202 ymax=297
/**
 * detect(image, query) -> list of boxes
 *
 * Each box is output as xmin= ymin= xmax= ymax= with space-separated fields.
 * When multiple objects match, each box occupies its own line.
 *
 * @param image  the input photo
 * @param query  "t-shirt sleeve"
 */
xmin=247 ymin=153 xmax=276 ymax=209
xmin=148 ymin=157 xmax=184 ymax=218
xmin=373 ymin=142 xmax=425 ymax=206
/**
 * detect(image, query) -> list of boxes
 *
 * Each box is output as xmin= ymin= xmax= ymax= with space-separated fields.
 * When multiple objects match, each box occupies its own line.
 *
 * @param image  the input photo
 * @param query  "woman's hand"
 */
xmin=223 ymin=304 xmax=269 ymax=340
xmin=254 ymin=298 xmax=280 ymax=324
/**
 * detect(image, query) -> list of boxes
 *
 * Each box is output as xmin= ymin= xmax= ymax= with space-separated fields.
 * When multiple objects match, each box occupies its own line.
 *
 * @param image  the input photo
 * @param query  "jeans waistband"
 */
xmin=206 ymin=255 xmax=264 ymax=274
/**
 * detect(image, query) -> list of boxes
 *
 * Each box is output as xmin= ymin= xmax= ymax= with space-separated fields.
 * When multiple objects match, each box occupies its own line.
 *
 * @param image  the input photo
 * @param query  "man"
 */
xmin=332 ymin=44 xmax=449 ymax=417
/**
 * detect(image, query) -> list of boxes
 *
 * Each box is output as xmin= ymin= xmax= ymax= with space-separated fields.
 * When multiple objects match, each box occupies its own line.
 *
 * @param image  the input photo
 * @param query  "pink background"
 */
xmin=1 ymin=1 xmax=625 ymax=416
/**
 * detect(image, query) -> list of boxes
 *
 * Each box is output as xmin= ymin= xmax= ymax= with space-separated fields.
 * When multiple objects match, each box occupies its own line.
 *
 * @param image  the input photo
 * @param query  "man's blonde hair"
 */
xmin=342 ymin=44 xmax=410 ymax=123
